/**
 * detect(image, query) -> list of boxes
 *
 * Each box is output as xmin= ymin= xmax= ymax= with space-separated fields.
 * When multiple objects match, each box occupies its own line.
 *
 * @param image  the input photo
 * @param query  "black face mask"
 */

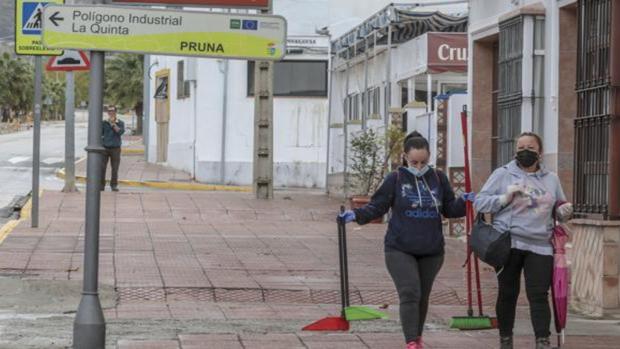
xmin=515 ymin=149 xmax=539 ymax=168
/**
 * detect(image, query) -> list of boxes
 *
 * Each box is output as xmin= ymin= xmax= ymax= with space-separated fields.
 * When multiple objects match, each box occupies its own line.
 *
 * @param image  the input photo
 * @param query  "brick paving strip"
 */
xmin=0 ymin=190 xmax=616 ymax=348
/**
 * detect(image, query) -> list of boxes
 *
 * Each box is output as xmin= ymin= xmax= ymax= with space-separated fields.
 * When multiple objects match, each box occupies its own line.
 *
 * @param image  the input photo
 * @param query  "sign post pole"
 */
xmin=31 ymin=56 xmax=42 ymax=228
xmin=253 ymin=2 xmax=274 ymax=199
xmin=62 ymin=70 xmax=77 ymax=193
xmin=46 ymin=50 xmax=90 ymax=194
xmin=15 ymin=0 xmax=65 ymax=227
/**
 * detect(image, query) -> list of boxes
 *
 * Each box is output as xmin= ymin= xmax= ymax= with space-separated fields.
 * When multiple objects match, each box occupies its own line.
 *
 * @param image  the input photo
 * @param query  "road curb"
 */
xmin=55 ymin=168 xmax=251 ymax=193
xmin=0 ymin=194 xmax=33 ymax=245
xmin=121 ymin=148 xmax=144 ymax=155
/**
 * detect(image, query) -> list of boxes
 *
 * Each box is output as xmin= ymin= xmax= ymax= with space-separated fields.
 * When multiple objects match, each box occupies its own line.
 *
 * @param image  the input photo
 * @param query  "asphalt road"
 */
xmin=0 ymin=118 xmax=88 ymax=212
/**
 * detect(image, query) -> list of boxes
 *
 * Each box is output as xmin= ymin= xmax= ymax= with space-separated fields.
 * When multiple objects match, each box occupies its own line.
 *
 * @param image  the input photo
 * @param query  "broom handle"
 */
xmin=462 ymin=107 xmax=486 ymax=316
xmin=474 ymin=252 xmax=484 ymax=315
xmin=461 ymin=107 xmax=474 ymax=315
xmin=466 ymin=205 xmax=473 ymax=315
xmin=338 ymin=206 xmax=348 ymax=314
xmin=340 ymin=206 xmax=351 ymax=308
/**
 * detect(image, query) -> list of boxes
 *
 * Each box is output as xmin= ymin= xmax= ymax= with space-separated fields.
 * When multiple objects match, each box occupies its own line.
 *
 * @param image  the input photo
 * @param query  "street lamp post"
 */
xmin=73 ymin=1 xmax=106 ymax=345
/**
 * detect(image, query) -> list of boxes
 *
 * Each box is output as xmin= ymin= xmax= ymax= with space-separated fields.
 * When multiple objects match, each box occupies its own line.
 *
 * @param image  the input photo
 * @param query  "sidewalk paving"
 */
xmin=0 ymin=189 xmax=617 ymax=348
xmin=70 ymin=142 xmax=250 ymax=191
xmin=76 ymin=153 xmax=192 ymax=184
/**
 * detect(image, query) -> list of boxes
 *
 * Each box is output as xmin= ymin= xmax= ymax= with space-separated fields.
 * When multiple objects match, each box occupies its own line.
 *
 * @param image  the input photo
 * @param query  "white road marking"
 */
xmin=41 ymin=157 xmax=64 ymax=165
xmin=7 ymin=157 xmax=30 ymax=164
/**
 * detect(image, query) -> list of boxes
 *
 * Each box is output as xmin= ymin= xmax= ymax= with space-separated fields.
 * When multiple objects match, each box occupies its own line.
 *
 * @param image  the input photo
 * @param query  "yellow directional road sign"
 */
xmin=15 ymin=0 xmax=64 ymax=55
xmin=42 ymin=5 xmax=287 ymax=60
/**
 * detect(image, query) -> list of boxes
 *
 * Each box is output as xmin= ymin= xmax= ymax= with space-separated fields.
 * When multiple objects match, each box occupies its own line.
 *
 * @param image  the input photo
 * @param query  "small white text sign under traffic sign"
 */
xmin=41 ymin=5 xmax=286 ymax=60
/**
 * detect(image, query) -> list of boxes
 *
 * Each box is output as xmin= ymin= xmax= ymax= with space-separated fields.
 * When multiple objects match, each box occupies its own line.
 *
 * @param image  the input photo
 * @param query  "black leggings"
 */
xmin=496 ymin=248 xmax=553 ymax=338
xmin=385 ymin=249 xmax=444 ymax=343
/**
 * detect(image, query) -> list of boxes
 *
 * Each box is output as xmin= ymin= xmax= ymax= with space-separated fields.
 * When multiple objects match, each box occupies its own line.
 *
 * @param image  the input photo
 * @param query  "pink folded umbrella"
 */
xmin=551 ymin=209 xmax=569 ymax=347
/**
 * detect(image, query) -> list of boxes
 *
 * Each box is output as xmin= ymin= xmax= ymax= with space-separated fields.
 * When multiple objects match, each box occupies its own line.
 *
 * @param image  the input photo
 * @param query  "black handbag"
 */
xmin=470 ymin=213 xmax=511 ymax=268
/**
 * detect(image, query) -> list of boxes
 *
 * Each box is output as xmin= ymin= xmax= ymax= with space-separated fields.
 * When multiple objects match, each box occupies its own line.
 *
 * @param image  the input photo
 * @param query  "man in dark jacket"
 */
xmin=101 ymin=105 xmax=125 ymax=191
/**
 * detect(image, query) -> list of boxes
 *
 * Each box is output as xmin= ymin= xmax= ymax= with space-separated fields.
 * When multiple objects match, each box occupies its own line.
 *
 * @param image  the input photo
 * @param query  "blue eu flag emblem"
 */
xmin=242 ymin=20 xmax=258 ymax=30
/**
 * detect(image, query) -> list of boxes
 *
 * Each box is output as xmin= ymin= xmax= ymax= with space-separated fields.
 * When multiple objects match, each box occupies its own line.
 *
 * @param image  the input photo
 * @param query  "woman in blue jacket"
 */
xmin=474 ymin=132 xmax=573 ymax=349
xmin=340 ymin=132 xmax=470 ymax=349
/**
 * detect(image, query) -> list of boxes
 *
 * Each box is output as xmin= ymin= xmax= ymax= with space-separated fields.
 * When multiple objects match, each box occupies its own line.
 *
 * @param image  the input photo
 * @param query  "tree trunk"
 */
xmin=134 ymin=102 xmax=143 ymax=136
xmin=1 ymin=107 xmax=9 ymax=123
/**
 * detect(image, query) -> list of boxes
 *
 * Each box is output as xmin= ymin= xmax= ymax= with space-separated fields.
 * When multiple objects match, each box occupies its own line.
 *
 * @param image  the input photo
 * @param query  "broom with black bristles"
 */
xmin=449 ymin=107 xmax=496 ymax=330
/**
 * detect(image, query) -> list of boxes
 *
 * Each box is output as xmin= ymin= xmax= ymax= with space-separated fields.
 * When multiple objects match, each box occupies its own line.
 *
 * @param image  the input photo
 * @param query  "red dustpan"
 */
xmin=302 ymin=207 xmax=350 ymax=331
xmin=302 ymin=316 xmax=350 ymax=331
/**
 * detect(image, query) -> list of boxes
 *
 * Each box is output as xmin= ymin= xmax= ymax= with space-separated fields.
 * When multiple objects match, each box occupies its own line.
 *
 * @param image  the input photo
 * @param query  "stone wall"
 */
xmin=569 ymin=219 xmax=620 ymax=317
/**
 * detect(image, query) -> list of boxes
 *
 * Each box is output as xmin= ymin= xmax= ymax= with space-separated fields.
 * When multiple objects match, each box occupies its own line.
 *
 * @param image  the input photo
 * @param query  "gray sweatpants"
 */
xmin=385 ymin=249 xmax=444 ymax=343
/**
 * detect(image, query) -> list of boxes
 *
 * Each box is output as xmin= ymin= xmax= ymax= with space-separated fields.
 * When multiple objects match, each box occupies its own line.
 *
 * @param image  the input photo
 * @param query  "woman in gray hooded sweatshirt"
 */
xmin=474 ymin=132 xmax=573 ymax=349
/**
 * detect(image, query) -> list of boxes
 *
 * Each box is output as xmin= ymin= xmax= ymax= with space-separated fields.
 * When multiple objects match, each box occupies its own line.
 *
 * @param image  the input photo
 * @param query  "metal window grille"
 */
xmin=496 ymin=16 xmax=523 ymax=167
xmin=532 ymin=16 xmax=545 ymax=135
xmin=370 ymin=87 xmax=381 ymax=116
xmin=347 ymin=93 xmax=361 ymax=122
xmin=574 ymin=0 xmax=612 ymax=217
xmin=492 ymin=43 xmax=500 ymax=169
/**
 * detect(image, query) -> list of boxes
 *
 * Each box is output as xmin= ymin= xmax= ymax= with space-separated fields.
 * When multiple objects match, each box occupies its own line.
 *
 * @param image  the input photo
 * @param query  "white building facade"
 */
xmin=326 ymin=3 xmax=469 ymax=196
xmin=144 ymin=0 xmax=458 ymax=188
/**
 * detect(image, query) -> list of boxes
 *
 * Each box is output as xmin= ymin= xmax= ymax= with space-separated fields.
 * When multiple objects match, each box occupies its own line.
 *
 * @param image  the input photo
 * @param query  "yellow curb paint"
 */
xmin=121 ymin=148 xmax=145 ymax=155
xmin=56 ymin=168 xmax=250 ymax=192
xmin=0 ymin=220 xmax=20 ymax=245
xmin=0 ymin=193 xmax=35 ymax=245
xmin=56 ymin=157 xmax=250 ymax=192
xmin=136 ymin=180 xmax=251 ymax=192
xmin=114 ymin=178 xmax=251 ymax=192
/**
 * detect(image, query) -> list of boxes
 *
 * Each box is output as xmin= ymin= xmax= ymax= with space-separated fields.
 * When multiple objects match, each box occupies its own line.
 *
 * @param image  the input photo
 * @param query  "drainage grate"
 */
xmin=214 ymin=288 xmax=263 ymax=303
xmin=429 ymin=289 xmax=464 ymax=306
xmin=117 ymin=287 xmax=463 ymax=306
xmin=166 ymin=287 xmax=214 ymax=302
xmin=359 ymin=290 xmax=399 ymax=305
xmin=118 ymin=287 xmax=165 ymax=303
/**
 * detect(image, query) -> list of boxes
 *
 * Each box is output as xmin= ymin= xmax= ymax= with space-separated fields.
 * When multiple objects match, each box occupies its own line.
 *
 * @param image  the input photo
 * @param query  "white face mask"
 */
xmin=407 ymin=165 xmax=430 ymax=178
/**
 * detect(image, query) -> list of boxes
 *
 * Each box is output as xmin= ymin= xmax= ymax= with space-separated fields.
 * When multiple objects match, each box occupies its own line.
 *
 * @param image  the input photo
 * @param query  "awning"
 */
xmin=332 ymin=3 xmax=468 ymax=61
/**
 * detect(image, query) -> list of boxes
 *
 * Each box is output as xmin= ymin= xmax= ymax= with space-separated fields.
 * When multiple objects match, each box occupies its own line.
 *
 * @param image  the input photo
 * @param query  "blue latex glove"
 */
xmin=462 ymin=192 xmax=476 ymax=202
xmin=338 ymin=210 xmax=356 ymax=224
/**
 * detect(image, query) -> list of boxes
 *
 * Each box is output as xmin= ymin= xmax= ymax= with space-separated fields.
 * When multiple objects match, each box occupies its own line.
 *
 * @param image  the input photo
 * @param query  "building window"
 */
xmin=247 ymin=60 xmax=328 ymax=97
xmin=574 ymin=0 xmax=612 ymax=217
xmin=343 ymin=93 xmax=361 ymax=122
xmin=492 ymin=42 xmax=500 ymax=169
xmin=177 ymin=60 xmax=190 ymax=99
xmin=414 ymin=89 xmax=437 ymax=110
xmin=365 ymin=87 xmax=381 ymax=118
xmin=532 ymin=16 xmax=545 ymax=135
xmin=372 ymin=87 xmax=381 ymax=116
xmin=347 ymin=93 xmax=361 ymax=121
xmin=497 ymin=16 xmax=523 ymax=167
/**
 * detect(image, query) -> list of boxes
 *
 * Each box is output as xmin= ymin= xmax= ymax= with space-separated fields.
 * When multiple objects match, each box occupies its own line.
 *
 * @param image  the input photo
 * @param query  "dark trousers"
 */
xmin=385 ymin=249 xmax=444 ymax=343
xmin=101 ymin=147 xmax=121 ymax=189
xmin=496 ymin=248 xmax=553 ymax=338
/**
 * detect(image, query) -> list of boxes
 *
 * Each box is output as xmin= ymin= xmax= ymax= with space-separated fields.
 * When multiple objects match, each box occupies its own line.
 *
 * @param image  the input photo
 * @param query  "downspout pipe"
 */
xmin=219 ymin=60 xmax=229 ymax=184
